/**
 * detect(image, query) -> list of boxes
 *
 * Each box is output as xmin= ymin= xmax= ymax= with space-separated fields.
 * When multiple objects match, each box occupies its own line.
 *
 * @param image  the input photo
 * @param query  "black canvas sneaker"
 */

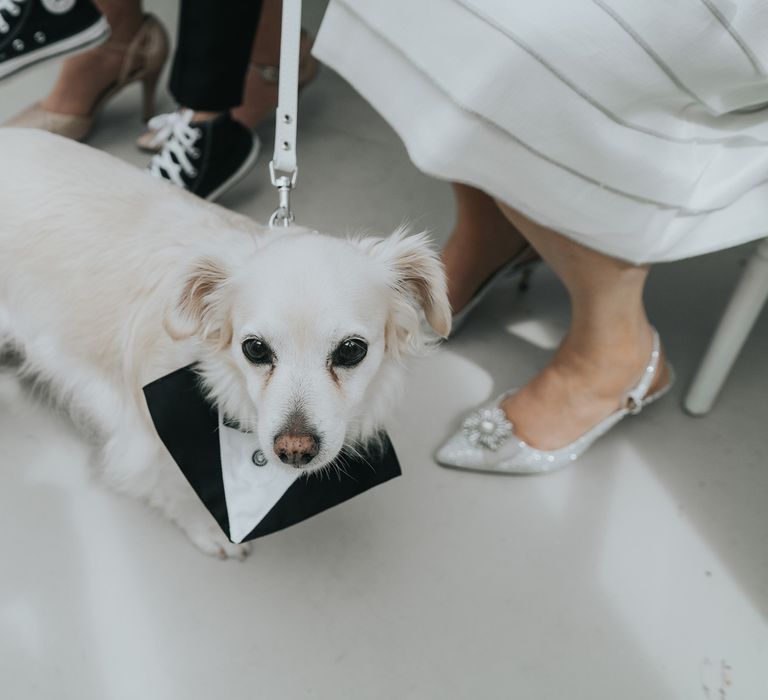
xmin=147 ymin=110 xmax=261 ymax=202
xmin=0 ymin=0 xmax=109 ymax=81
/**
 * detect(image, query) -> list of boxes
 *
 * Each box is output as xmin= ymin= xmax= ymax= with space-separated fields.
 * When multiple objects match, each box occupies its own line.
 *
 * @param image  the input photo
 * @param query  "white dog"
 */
xmin=0 ymin=129 xmax=450 ymax=558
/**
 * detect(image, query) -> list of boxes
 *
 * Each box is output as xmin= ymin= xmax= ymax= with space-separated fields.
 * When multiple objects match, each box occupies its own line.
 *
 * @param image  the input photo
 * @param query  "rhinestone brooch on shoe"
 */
xmin=462 ymin=407 xmax=513 ymax=451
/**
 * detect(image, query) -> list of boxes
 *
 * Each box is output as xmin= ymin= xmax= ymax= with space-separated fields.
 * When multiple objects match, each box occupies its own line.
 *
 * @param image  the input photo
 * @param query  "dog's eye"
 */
xmin=242 ymin=338 xmax=274 ymax=365
xmin=332 ymin=338 xmax=368 ymax=368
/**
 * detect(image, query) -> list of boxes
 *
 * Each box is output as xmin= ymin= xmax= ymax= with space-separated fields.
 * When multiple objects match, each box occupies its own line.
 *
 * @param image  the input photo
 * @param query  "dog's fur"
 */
xmin=1 ymin=130 xmax=450 ymax=557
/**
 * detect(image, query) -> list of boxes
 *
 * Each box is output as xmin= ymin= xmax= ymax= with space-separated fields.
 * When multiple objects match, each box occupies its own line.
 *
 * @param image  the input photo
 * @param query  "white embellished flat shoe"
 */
xmin=435 ymin=330 xmax=674 ymax=474
xmin=450 ymin=243 xmax=540 ymax=337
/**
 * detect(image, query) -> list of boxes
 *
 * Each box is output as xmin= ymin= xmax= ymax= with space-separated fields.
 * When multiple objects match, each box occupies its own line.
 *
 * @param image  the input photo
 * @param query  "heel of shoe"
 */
xmin=141 ymin=14 xmax=170 ymax=75
xmin=141 ymin=70 xmax=161 ymax=122
xmin=119 ymin=13 xmax=168 ymax=122
xmin=137 ymin=14 xmax=169 ymax=122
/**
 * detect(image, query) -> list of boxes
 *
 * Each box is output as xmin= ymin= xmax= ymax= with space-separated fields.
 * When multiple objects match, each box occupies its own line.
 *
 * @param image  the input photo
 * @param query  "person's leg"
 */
xmin=441 ymin=183 xmax=530 ymax=314
xmin=229 ymin=0 xmax=281 ymax=129
xmin=170 ymin=0 xmax=262 ymax=118
xmin=147 ymin=0 xmax=263 ymax=200
xmin=494 ymin=204 xmax=671 ymax=450
xmin=231 ymin=0 xmax=318 ymax=130
xmin=248 ymin=0 xmax=282 ymax=68
xmin=40 ymin=0 xmax=145 ymax=116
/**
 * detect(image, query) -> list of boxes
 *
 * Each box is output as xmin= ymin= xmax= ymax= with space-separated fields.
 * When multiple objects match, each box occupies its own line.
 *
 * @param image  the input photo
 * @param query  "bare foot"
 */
xmin=442 ymin=185 xmax=531 ymax=314
xmin=500 ymin=325 xmax=671 ymax=450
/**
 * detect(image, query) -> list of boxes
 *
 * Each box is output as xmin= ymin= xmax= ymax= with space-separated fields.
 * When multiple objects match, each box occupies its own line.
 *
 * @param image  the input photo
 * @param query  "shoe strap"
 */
xmin=97 ymin=15 xmax=163 ymax=84
xmin=623 ymin=329 xmax=661 ymax=415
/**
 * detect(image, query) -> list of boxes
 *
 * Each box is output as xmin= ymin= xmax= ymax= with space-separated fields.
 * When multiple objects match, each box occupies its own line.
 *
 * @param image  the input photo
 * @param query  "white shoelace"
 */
xmin=0 ymin=0 xmax=24 ymax=34
xmin=143 ymin=110 xmax=182 ymax=149
xmin=147 ymin=110 xmax=202 ymax=188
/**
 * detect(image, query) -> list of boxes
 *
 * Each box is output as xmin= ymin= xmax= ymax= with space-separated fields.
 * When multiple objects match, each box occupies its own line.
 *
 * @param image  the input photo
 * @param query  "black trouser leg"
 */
xmin=170 ymin=0 xmax=263 ymax=111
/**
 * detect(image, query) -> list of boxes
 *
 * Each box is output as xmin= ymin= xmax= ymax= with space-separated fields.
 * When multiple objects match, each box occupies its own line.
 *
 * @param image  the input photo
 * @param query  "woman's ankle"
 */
xmin=190 ymin=110 xmax=225 ymax=123
xmin=552 ymin=321 xmax=663 ymax=398
xmin=104 ymin=11 xmax=144 ymax=44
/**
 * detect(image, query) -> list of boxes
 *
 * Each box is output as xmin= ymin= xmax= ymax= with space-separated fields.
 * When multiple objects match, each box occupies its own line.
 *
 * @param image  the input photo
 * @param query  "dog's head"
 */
xmin=165 ymin=228 xmax=450 ymax=472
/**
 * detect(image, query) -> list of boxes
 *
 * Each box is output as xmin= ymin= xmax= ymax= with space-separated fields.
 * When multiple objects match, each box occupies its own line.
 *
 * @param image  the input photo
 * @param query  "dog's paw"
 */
xmin=183 ymin=521 xmax=252 ymax=560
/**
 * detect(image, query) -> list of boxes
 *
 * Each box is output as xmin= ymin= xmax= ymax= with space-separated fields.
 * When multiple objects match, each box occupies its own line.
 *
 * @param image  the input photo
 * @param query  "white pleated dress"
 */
xmin=314 ymin=0 xmax=768 ymax=264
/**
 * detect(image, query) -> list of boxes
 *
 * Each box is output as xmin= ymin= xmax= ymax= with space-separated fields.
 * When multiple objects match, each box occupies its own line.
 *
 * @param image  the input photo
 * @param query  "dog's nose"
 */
xmin=274 ymin=433 xmax=320 ymax=468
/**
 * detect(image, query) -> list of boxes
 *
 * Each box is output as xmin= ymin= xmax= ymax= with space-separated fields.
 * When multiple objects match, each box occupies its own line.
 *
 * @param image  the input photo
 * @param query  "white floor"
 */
xmin=1 ymin=3 xmax=767 ymax=699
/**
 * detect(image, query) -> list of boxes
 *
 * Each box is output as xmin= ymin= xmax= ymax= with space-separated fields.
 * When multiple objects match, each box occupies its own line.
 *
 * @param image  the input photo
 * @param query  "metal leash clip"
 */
xmin=267 ymin=0 xmax=301 ymax=229
xmin=268 ymin=160 xmax=298 ymax=227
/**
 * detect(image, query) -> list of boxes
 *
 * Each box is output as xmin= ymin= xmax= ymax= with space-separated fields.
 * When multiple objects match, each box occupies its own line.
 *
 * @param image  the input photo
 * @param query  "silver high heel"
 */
xmin=435 ymin=330 xmax=674 ymax=474
xmin=450 ymin=243 xmax=540 ymax=337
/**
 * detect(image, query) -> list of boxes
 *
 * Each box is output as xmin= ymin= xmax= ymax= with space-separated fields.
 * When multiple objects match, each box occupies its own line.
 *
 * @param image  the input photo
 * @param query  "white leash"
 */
xmin=269 ymin=0 xmax=303 ymax=227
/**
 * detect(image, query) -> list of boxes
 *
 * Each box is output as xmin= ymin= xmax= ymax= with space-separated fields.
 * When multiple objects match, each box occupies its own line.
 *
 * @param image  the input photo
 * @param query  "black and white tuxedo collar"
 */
xmin=143 ymin=365 xmax=401 ymax=544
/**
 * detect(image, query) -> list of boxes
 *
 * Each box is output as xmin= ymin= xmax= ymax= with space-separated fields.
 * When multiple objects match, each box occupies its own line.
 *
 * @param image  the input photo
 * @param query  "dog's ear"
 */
xmin=164 ymin=256 xmax=233 ymax=347
xmin=361 ymin=228 xmax=452 ymax=339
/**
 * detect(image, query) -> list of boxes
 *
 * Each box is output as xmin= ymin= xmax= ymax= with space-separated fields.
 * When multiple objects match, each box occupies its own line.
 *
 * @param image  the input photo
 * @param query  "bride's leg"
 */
xmin=495 ymin=204 xmax=671 ymax=450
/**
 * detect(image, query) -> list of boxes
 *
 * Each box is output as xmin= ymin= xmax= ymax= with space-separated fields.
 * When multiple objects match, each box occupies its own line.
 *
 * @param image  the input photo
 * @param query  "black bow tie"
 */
xmin=142 ymin=365 xmax=401 ymax=543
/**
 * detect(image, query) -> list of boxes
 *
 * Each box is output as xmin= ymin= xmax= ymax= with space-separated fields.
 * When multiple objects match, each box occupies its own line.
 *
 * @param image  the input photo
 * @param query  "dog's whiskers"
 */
xmin=338 ymin=442 xmax=376 ymax=475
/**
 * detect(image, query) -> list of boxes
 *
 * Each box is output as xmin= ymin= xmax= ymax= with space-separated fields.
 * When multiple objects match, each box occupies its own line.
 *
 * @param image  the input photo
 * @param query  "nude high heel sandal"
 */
xmin=4 ymin=13 xmax=169 ymax=142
